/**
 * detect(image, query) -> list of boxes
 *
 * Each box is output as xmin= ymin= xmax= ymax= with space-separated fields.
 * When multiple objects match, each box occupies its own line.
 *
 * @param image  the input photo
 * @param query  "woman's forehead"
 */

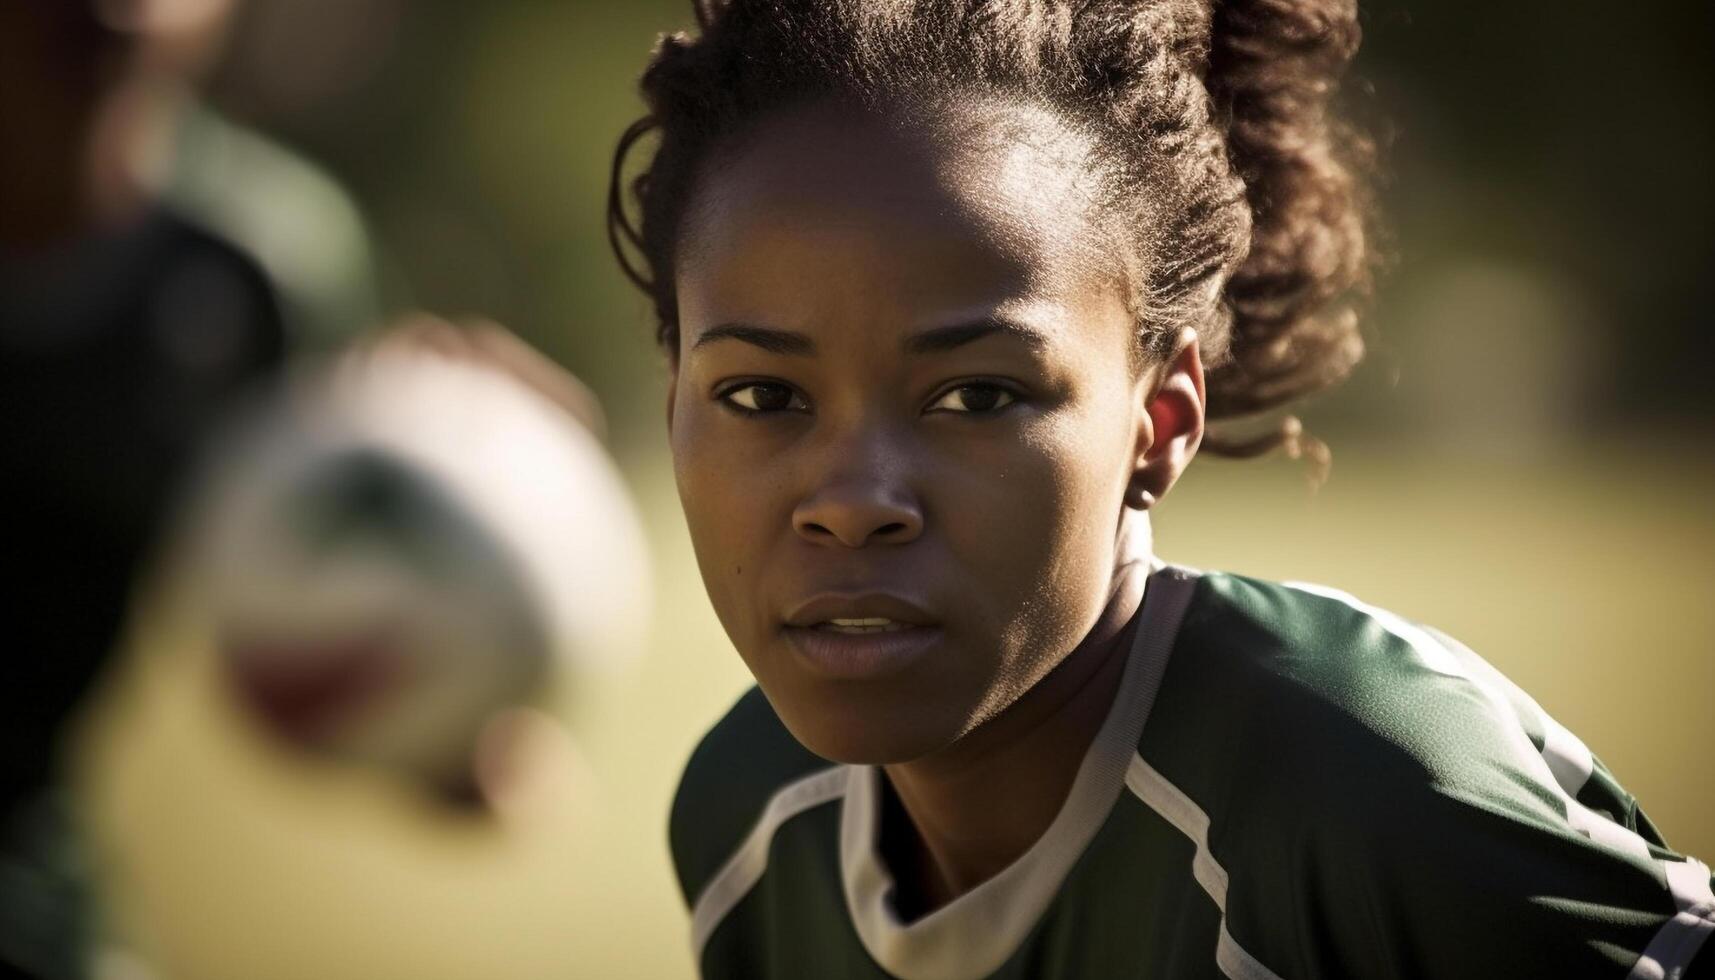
xmin=677 ymin=100 xmax=1117 ymax=326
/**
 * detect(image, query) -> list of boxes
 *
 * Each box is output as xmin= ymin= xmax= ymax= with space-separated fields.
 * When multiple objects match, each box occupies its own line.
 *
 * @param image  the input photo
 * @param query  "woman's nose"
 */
xmin=792 ymin=464 xmax=923 ymax=549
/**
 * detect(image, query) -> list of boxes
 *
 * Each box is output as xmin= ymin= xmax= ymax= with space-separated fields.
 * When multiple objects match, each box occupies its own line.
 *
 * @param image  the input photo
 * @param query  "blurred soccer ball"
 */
xmin=171 ymin=339 xmax=649 ymax=793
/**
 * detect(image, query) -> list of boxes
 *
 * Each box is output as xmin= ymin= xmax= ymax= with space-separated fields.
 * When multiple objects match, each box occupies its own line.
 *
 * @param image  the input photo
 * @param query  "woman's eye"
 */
xmin=928 ymin=384 xmax=1017 ymax=414
xmin=721 ymin=382 xmax=806 ymax=414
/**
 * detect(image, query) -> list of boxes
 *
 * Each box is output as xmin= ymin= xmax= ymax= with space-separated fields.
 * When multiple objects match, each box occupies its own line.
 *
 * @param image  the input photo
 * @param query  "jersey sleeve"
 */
xmin=1285 ymin=620 xmax=1714 ymax=979
xmin=668 ymin=686 xmax=830 ymax=908
xmin=1175 ymin=575 xmax=1713 ymax=979
xmin=1295 ymin=766 xmax=1712 ymax=978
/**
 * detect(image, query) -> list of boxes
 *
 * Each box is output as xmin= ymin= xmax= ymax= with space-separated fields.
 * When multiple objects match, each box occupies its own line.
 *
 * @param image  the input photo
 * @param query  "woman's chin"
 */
xmin=770 ymin=691 xmax=964 ymax=767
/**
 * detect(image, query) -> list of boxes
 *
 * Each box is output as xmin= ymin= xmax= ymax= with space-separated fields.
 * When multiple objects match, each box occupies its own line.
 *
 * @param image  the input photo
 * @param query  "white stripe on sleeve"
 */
xmin=689 ymin=766 xmax=850 ymax=960
xmin=1125 ymin=754 xmax=1285 ymax=980
xmin=1627 ymin=858 xmax=1715 ymax=980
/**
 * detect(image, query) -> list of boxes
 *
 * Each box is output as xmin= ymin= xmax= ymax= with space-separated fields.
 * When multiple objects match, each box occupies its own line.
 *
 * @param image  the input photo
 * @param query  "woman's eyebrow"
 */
xmin=690 ymin=323 xmax=816 ymax=355
xmin=905 ymin=316 xmax=1050 ymax=355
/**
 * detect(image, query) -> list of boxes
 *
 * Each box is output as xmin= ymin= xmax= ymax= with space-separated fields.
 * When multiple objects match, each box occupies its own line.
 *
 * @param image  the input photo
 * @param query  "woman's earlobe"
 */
xmin=1123 ymin=480 xmax=1157 ymax=511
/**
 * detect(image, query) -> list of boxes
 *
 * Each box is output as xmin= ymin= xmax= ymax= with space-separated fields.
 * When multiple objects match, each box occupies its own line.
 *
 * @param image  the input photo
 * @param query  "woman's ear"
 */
xmin=1125 ymin=328 xmax=1205 ymax=510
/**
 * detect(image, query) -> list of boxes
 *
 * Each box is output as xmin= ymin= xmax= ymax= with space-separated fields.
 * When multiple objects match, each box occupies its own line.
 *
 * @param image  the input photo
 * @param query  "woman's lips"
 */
xmin=783 ymin=592 xmax=937 ymax=629
xmin=783 ymin=622 xmax=943 ymax=680
xmin=780 ymin=593 xmax=943 ymax=680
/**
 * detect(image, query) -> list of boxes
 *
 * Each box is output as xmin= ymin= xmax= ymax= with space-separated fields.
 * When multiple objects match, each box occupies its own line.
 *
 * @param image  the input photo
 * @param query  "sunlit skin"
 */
xmin=667 ymin=103 xmax=1206 ymax=914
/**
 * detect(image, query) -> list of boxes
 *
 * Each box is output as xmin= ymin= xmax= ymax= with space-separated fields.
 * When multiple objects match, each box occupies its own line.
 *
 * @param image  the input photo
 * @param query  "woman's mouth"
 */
xmin=783 ymin=620 xmax=941 ymax=680
xmin=814 ymin=617 xmax=913 ymax=634
xmin=782 ymin=593 xmax=943 ymax=679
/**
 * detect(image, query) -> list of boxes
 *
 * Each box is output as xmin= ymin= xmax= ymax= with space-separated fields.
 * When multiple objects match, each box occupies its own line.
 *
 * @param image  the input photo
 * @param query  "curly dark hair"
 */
xmin=609 ymin=0 xmax=1372 ymax=459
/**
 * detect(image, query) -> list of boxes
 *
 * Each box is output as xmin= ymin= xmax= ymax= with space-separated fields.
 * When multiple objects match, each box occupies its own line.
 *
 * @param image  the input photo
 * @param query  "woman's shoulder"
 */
xmin=1152 ymin=567 xmax=1629 ymax=825
xmin=1162 ymin=568 xmax=1554 ymax=778
xmin=668 ymin=687 xmax=837 ymax=910
xmin=1131 ymin=566 xmax=1712 ymax=978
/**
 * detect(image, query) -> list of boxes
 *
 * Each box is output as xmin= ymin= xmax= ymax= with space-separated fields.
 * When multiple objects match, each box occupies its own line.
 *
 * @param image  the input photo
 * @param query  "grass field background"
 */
xmin=70 ymin=438 xmax=1713 ymax=980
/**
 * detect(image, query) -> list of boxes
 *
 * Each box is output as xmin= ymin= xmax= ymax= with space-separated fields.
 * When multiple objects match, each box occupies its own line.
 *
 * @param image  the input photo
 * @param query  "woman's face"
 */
xmin=669 ymin=104 xmax=1163 ymax=764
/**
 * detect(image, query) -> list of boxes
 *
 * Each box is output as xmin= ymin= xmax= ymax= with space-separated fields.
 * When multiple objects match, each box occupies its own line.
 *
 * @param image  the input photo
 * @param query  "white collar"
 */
xmin=837 ymin=562 xmax=1199 ymax=980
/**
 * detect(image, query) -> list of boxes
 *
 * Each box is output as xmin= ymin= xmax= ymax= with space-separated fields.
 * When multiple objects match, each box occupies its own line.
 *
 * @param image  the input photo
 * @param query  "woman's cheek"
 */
xmin=936 ymin=426 xmax=1079 ymax=590
xmin=1006 ymin=410 xmax=1131 ymax=596
xmin=674 ymin=417 xmax=759 ymax=622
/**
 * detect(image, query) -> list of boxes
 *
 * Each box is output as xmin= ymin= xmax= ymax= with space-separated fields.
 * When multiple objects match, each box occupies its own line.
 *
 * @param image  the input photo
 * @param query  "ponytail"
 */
xmin=1201 ymin=0 xmax=1371 ymax=462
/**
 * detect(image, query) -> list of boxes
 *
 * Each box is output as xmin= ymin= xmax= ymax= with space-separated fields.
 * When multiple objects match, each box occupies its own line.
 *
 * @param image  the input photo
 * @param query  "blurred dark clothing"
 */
xmin=0 ymin=795 xmax=91 ymax=980
xmin=160 ymin=103 xmax=384 ymax=351
xmin=1 ymin=207 xmax=284 ymax=809
xmin=0 ymin=210 xmax=285 ymax=974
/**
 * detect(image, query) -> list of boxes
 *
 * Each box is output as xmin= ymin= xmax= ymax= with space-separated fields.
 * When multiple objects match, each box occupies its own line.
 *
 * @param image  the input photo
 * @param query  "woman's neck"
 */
xmin=878 ymin=545 xmax=1152 ymax=919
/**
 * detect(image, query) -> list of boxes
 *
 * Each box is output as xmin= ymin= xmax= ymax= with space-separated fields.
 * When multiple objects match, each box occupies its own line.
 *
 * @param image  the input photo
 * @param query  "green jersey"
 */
xmin=669 ymin=564 xmax=1713 ymax=979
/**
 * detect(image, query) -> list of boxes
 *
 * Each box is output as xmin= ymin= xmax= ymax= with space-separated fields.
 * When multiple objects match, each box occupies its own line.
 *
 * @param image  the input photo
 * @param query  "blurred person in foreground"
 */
xmin=607 ymin=1 xmax=1713 ymax=977
xmin=60 ymin=322 xmax=650 ymax=980
xmin=2 ymin=1 xmax=380 ymax=973
xmin=28 ymin=322 xmax=648 ymax=979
